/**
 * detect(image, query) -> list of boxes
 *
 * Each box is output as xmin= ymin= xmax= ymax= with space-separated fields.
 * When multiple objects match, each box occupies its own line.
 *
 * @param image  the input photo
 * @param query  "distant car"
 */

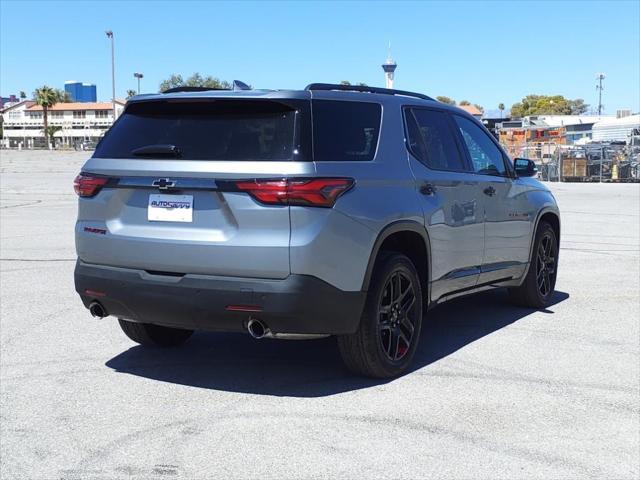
xmin=74 ymin=141 xmax=97 ymax=151
xmin=74 ymin=83 xmax=561 ymax=378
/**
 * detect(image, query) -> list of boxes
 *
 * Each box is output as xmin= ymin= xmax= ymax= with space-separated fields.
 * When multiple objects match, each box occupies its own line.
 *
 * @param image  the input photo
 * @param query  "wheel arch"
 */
xmin=361 ymin=221 xmax=431 ymax=303
xmin=538 ymin=211 xmax=560 ymax=245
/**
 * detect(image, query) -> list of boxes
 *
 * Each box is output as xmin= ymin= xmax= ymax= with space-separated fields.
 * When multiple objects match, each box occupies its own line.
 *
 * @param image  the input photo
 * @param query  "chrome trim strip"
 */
xmin=113 ymin=177 xmax=219 ymax=191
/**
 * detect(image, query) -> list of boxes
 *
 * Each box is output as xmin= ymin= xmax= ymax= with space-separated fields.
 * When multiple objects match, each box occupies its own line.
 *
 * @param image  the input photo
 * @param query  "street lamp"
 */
xmin=105 ymin=30 xmax=115 ymax=119
xmin=134 ymin=72 xmax=144 ymax=94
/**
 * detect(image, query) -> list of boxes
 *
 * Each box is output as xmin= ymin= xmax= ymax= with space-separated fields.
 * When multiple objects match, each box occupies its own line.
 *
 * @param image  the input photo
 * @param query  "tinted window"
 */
xmin=453 ymin=115 xmax=507 ymax=175
xmin=405 ymin=108 xmax=467 ymax=171
xmin=94 ymin=100 xmax=298 ymax=161
xmin=313 ymin=100 xmax=381 ymax=161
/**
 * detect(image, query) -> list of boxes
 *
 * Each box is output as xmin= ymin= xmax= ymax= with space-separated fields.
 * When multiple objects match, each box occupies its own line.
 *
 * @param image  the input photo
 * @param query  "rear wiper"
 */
xmin=131 ymin=144 xmax=181 ymax=158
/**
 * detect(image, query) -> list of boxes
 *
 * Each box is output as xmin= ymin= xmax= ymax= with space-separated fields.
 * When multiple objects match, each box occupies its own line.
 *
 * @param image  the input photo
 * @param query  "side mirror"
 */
xmin=514 ymin=158 xmax=538 ymax=177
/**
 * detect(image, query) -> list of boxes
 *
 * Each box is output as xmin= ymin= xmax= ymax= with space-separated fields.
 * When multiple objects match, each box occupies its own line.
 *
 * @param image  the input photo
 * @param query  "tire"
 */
xmin=117 ymin=319 xmax=193 ymax=347
xmin=337 ymin=253 xmax=423 ymax=378
xmin=508 ymin=221 xmax=558 ymax=308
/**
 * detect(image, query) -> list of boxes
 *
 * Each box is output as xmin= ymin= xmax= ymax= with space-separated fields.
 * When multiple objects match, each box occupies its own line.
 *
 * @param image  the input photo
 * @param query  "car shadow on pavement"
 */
xmin=105 ymin=289 xmax=569 ymax=397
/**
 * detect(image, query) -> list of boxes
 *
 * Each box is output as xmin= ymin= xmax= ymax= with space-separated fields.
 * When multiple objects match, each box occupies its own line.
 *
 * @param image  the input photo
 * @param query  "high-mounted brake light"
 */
xmin=234 ymin=178 xmax=354 ymax=207
xmin=74 ymin=173 xmax=108 ymax=197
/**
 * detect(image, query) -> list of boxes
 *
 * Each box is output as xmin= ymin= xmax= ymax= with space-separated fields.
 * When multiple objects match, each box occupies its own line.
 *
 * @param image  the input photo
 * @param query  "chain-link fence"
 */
xmin=499 ymin=140 xmax=640 ymax=182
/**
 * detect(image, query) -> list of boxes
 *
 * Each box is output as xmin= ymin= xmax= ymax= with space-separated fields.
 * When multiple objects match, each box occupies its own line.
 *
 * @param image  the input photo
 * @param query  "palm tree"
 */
xmin=498 ymin=103 xmax=505 ymax=118
xmin=19 ymin=91 xmax=27 ymax=100
xmin=34 ymin=86 xmax=62 ymax=148
xmin=126 ymin=89 xmax=137 ymax=99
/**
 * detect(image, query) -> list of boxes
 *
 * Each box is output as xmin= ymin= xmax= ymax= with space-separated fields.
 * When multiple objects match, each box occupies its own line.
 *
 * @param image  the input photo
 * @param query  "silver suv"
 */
xmin=74 ymin=83 xmax=560 ymax=378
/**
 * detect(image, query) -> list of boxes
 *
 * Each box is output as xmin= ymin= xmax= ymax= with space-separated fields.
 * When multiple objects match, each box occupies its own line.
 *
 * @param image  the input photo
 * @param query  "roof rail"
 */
xmin=305 ymin=83 xmax=434 ymax=101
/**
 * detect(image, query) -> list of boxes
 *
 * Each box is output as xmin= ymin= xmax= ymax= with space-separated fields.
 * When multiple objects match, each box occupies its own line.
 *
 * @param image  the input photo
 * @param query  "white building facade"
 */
xmin=592 ymin=114 xmax=640 ymax=143
xmin=1 ymin=100 xmax=125 ymax=149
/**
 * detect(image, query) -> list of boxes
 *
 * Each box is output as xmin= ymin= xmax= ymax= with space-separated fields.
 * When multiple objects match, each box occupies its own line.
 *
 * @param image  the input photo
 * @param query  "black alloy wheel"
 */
xmin=508 ymin=221 xmax=559 ymax=309
xmin=378 ymin=270 xmax=418 ymax=361
xmin=536 ymin=231 xmax=557 ymax=298
xmin=337 ymin=253 xmax=424 ymax=378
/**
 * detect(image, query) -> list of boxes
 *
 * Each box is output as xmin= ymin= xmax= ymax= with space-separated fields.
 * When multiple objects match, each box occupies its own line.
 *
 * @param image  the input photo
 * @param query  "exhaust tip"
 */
xmin=89 ymin=301 xmax=107 ymax=318
xmin=247 ymin=318 xmax=268 ymax=339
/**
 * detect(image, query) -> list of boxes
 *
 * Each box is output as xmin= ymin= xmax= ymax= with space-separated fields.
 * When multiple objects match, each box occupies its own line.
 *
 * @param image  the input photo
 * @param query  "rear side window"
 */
xmin=312 ymin=100 xmax=381 ymax=161
xmin=93 ymin=100 xmax=299 ymax=161
xmin=405 ymin=108 xmax=467 ymax=171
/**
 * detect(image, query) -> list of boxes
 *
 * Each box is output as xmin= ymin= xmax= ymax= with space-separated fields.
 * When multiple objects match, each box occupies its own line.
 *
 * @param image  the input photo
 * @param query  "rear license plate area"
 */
xmin=148 ymin=194 xmax=193 ymax=223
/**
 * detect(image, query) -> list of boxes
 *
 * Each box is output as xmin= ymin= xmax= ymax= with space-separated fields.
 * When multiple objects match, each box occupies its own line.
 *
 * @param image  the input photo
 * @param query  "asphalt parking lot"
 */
xmin=1 ymin=150 xmax=638 ymax=479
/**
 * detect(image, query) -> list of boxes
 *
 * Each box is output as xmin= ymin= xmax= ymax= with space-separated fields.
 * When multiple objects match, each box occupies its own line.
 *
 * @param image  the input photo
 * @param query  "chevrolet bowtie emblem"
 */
xmin=152 ymin=178 xmax=176 ymax=190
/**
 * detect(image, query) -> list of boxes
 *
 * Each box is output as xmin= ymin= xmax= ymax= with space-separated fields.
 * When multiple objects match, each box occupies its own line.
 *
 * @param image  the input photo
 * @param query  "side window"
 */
xmin=404 ymin=108 xmax=467 ymax=171
xmin=453 ymin=115 xmax=507 ymax=176
xmin=312 ymin=100 xmax=381 ymax=161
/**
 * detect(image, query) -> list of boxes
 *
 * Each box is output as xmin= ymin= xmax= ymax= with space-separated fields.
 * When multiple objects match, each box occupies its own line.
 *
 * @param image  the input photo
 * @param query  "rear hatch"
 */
xmin=75 ymin=96 xmax=313 ymax=278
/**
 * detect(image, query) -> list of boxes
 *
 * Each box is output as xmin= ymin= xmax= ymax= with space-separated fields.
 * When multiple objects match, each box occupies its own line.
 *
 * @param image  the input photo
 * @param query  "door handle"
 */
xmin=420 ymin=183 xmax=436 ymax=196
xmin=483 ymin=186 xmax=496 ymax=196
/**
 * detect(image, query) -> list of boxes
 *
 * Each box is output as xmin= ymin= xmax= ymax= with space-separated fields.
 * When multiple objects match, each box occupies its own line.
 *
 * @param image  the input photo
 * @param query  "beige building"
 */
xmin=1 ymin=100 xmax=125 ymax=149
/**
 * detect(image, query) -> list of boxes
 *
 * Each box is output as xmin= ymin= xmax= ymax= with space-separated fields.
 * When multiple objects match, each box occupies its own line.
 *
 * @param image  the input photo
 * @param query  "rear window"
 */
xmin=312 ymin=100 xmax=381 ymax=161
xmin=94 ymin=100 xmax=299 ymax=161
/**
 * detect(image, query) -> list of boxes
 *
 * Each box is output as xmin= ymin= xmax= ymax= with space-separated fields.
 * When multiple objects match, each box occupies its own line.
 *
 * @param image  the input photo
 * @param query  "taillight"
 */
xmin=234 ymin=178 xmax=354 ymax=207
xmin=74 ymin=173 xmax=108 ymax=197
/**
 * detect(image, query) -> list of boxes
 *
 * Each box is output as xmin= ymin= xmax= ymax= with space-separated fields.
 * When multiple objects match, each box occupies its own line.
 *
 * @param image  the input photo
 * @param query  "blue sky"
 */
xmin=1 ymin=0 xmax=639 ymax=115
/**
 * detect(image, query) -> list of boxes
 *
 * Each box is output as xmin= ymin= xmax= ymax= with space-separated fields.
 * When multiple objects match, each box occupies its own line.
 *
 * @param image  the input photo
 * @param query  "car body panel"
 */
xmin=77 ymin=159 xmax=317 ymax=278
xmin=408 ymin=160 xmax=485 ymax=301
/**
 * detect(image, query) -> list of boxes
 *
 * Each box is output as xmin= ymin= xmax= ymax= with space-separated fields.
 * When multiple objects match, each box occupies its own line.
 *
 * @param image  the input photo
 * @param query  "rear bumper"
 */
xmin=74 ymin=260 xmax=365 ymax=335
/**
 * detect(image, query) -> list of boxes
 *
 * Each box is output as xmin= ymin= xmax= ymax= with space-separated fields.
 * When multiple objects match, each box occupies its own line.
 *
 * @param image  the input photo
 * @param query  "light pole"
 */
xmin=595 ymin=73 xmax=605 ymax=117
xmin=105 ymin=30 xmax=115 ymax=119
xmin=134 ymin=72 xmax=144 ymax=94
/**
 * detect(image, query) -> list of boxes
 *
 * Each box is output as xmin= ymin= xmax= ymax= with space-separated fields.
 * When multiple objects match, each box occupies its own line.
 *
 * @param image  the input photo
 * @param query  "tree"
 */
xmin=58 ymin=89 xmax=72 ymax=103
xmin=459 ymin=100 xmax=471 ymax=106
xmin=159 ymin=73 xmax=231 ymax=92
xmin=126 ymin=89 xmax=137 ymax=99
xmin=568 ymin=98 xmax=589 ymax=115
xmin=33 ymin=86 xmax=62 ymax=148
xmin=44 ymin=125 xmax=62 ymax=146
xmin=436 ymin=96 xmax=456 ymax=105
xmin=510 ymin=94 xmax=590 ymax=118
xmin=473 ymin=103 xmax=484 ymax=114
xmin=19 ymin=91 xmax=26 ymax=100
xmin=159 ymin=74 xmax=184 ymax=91
xmin=498 ymin=103 xmax=505 ymax=118
xmin=340 ymin=81 xmax=368 ymax=87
